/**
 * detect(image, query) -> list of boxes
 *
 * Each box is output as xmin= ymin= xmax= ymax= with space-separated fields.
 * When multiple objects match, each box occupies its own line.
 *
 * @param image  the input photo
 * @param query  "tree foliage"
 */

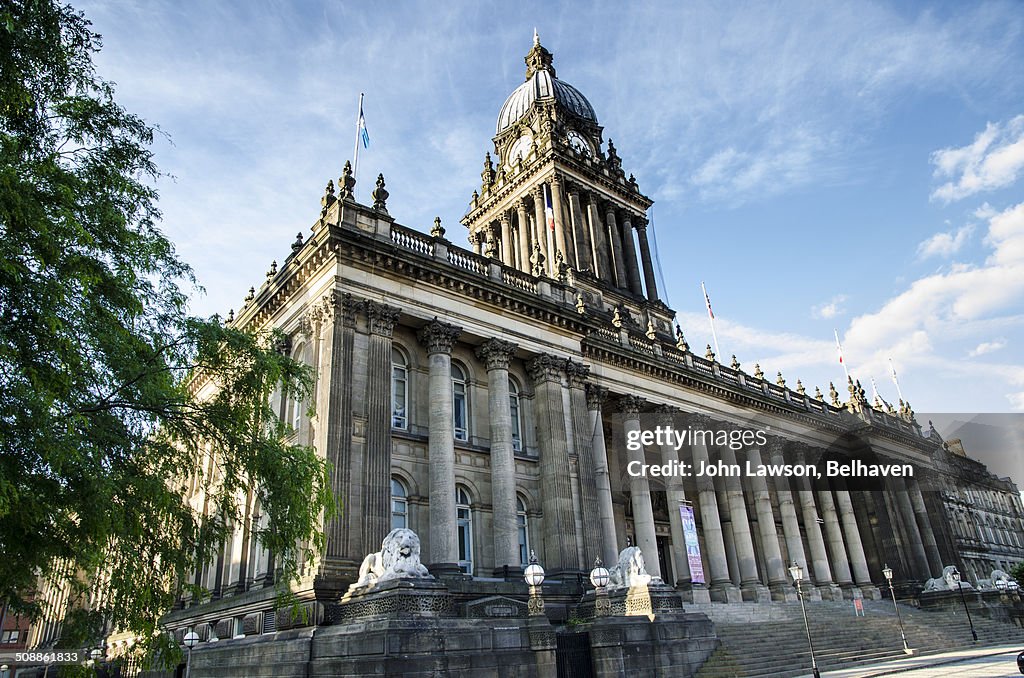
xmin=0 ymin=0 xmax=334 ymax=663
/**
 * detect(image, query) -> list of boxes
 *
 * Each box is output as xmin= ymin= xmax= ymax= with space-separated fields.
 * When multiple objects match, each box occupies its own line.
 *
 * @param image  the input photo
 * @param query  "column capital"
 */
xmin=526 ymin=353 xmax=564 ymax=385
xmin=308 ymin=290 xmax=358 ymax=328
xmin=417 ymin=318 xmax=461 ymax=355
xmin=475 ymin=338 xmax=517 ymax=371
xmin=653 ymin=404 xmax=680 ymax=424
xmin=616 ymin=394 xmax=645 ymax=415
xmin=550 ymin=172 xmax=563 ymax=187
xmin=518 ymin=196 xmax=531 ymax=212
xmin=681 ymin=411 xmax=713 ymax=429
xmin=764 ymin=435 xmax=790 ymax=457
xmin=564 ymin=359 xmax=590 ymax=389
xmin=500 ymin=212 xmax=511 ymax=225
xmin=364 ymin=301 xmax=401 ymax=337
xmin=585 ymin=383 xmax=608 ymax=410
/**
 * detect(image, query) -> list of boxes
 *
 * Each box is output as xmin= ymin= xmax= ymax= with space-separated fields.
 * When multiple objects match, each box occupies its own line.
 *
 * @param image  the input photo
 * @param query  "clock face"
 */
xmin=506 ymin=133 xmax=533 ymax=168
xmin=567 ymin=130 xmax=591 ymax=156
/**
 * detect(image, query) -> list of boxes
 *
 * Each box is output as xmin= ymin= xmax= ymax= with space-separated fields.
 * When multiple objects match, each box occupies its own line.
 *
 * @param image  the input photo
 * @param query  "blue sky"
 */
xmin=79 ymin=0 xmax=1024 ymax=413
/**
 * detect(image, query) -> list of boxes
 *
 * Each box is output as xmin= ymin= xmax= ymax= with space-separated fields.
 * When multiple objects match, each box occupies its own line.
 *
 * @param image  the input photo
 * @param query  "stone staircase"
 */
xmin=693 ymin=599 xmax=1024 ymax=677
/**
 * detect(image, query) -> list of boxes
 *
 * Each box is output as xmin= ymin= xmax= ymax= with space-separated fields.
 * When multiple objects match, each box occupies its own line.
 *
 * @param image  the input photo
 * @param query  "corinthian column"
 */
xmin=635 ymin=218 xmax=659 ymax=302
xmin=618 ymin=395 xmax=661 ymax=580
xmin=793 ymin=446 xmax=840 ymax=600
xmin=526 ymin=354 xmax=579 ymax=573
xmin=908 ymin=476 xmax=944 ymax=575
xmin=500 ymin=212 xmax=514 ymax=267
xmin=717 ymin=439 xmax=768 ymax=601
xmin=550 ymin=174 xmax=574 ymax=266
xmin=516 ymin=198 xmax=531 ymax=274
xmin=585 ymin=384 xmax=619 ymax=567
xmin=568 ymin=188 xmax=591 ymax=272
xmin=744 ymin=443 xmax=793 ymax=600
xmin=362 ymin=301 xmax=401 ymax=554
xmin=834 ymin=484 xmax=880 ymax=598
xmin=566 ymin=362 xmax=602 ymax=566
xmin=605 ymin=204 xmax=627 ymax=288
xmin=417 ymin=319 xmax=462 ymax=575
xmin=815 ymin=480 xmax=857 ymax=596
xmin=621 ymin=214 xmax=644 ymax=296
xmin=532 ymin=185 xmax=550 ymax=273
xmin=476 ymin=338 xmax=520 ymax=572
xmin=687 ymin=413 xmax=740 ymax=602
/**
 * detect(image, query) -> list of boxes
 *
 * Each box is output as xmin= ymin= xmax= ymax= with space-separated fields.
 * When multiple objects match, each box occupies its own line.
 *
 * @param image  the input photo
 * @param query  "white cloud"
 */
xmin=969 ymin=339 xmax=1007 ymax=357
xmin=917 ymin=225 xmax=974 ymax=259
xmin=812 ymin=295 xmax=848 ymax=319
xmin=931 ymin=115 xmax=1024 ymax=202
xmin=1009 ymin=392 xmax=1024 ymax=411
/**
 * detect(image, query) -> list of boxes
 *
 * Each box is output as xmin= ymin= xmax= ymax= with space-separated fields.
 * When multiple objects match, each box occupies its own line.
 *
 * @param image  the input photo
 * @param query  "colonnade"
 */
xmin=470 ymin=176 xmax=659 ymax=302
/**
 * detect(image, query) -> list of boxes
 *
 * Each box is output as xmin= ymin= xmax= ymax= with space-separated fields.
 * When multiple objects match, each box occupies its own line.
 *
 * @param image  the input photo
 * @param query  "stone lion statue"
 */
xmin=353 ymin=528 xmax=431 ymax=589
xmin=978 ymin=569 xmax=1015 ymax=590
xmin=607 ymin=546 xmax=652 ymax=590
xmin=922 ymin=565 xmax=974 ymax=592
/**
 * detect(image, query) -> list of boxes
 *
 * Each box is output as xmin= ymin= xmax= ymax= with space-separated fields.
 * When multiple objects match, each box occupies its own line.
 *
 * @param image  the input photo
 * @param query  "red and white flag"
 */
xmin=835 ymin=329 xmax=850 ymax=380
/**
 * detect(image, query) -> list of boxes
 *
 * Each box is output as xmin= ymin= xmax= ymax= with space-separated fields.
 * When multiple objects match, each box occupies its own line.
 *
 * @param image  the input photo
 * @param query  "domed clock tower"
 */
xmin=462 ymin=33 xmax=663 ymax=305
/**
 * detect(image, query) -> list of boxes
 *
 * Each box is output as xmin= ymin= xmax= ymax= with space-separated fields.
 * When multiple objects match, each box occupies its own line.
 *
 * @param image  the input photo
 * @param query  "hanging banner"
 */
xmin=679 ymin=503 xmax=705 ymax=585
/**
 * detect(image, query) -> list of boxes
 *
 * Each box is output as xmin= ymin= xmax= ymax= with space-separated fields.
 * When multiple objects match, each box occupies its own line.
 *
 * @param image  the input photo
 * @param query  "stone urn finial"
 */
xmin=339 ymin=160 xmax=356 ymax=200
xmin=431 ymin=216 xmax=445 ymax=238
xmin=372 ymin=174 xmax=389 ymax=213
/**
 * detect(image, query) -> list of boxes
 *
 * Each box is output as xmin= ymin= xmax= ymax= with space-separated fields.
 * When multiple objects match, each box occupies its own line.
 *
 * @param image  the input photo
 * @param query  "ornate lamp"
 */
xmin=524 ymin=551 xmax=546 ymax=616
xmin=183 ymin=630 xmax=200 ymax=678
xmin=1010 ymin=580 xmax=1020 ymax=595
xmin=789 ymin=562 xmax=820 ymax=678
xmin=997 ymin=579 xmax=1008 ymax=592
xmin=950 ymin=567 xmax=978 ymax=642
xmin=882 ymin=564 xmax=912 ymax=654
xmin=590 ymin=557 xmax=611 ymax=617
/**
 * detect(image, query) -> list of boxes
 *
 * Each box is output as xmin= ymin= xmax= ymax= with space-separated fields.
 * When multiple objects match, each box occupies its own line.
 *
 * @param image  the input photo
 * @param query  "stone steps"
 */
xmin=694 ymin=600 xmax=1024 ymax=677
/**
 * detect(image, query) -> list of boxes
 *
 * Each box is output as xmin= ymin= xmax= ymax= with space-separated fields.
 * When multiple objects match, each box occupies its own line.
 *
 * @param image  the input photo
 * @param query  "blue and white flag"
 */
xmin=358 ymin=103 xmax=370 ymax=149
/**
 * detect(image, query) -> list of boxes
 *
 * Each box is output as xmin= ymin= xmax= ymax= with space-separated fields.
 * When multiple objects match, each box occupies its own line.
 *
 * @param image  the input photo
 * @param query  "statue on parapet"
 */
xmin=922 ymin=565 xmax=975 ymax=592
xmin=351 ymin=528 xmax=433 ymax=591
xmin=607 ymin=546 xmax=652 ymax=590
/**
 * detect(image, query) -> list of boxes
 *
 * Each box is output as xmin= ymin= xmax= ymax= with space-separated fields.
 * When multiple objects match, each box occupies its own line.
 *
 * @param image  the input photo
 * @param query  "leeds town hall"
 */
xmin=70 ymin=37 xmax=1024 ymax=678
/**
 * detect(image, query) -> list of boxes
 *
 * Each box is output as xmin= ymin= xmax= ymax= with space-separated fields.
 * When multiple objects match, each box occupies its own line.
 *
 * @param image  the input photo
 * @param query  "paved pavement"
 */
xmin=795 ymin=644 xmax=1024 ymax=677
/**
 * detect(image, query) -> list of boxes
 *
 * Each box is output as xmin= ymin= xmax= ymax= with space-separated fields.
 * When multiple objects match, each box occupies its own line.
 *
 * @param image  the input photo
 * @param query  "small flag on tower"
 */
xmin=703 ymin=284 xmax=714 ymax=320
xmin=834 ymin=329 xmax=850 ymax=381
xmin=544 ymin=185 xmax=555 ymax=232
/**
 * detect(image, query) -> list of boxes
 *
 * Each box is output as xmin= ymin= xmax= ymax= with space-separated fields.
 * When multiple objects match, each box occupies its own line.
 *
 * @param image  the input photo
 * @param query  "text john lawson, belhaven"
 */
xmin=626 ymin=459 xmax=914 ymax=480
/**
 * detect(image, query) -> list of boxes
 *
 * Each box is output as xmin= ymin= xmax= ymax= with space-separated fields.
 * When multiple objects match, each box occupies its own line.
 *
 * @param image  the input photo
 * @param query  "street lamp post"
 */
xmin=183 ymin=630 xmax=200 ymax=678
xmin=950 ymin=567 xmax=978 ymax=642
xmin=590 ymin=557 xmax=611 ymax=617
xmin=789 ymin=562 xmax=820 ymax=678
xmin=524 ymin=551 xmax=546 ymax=616
xmin=1 ymin=663 xmax=8 ymax=678
xmin=882 ymin=564 xmax=913 ymax=655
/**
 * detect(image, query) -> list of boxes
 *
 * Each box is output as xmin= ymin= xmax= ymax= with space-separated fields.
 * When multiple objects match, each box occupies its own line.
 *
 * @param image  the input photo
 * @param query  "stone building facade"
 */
xmin=155 ymin=36 xmax=1024 ymax=646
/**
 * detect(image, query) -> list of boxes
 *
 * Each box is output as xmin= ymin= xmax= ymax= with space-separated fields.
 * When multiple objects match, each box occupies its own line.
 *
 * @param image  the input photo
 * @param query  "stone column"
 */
xmin=500 ymin=212 xmax=514 ymax=268
xmin=516 ymin=199 xmax=531 ymax=274
xmin=621 ymin=215 xmax=644 ymax=296
xmin=585 ymin=385 xmax=619 ymax=568
xmin=417 ymin=319 xmax=462 ymax=574
xmin=311 ymin=292 xmax=359 ymax=579
xmin=887 ymin=476 xmax=931 ymax=580
xmin=586 ymin=195 xmax=610 ymax=281
xmin=908 ymin=476 xmax=944 ymax=575
xmin=618 ymin=395 xmax=661 ymax=580
xmin=532 ymin=185 xmax=551 ymax=273
xmin=793 ymin=446 xmax=840 ymax=599
xmin=815 ymin=482 xmax=857 ymax=597
xmin=470 ymin=232 xmax=482 ymax=256
xmin=717 ymin=440 xmax=769 ymax=601
xmin=834 ymin=485 xmax=880 ymax=598
xmin=766 ymin=438 xmax=814 ymax=600
xmin=527 ymin=354 xmax=580 ymax=573
xmin=634 ymin=219 xmax=659 ymax=302
xmin=362 ymin=301 xmax=401 ymax=554
xmin=549 ymin=174 xmax=574 ymax=266
xmin=605 ymin=205 xmax=628 ymax=288
xmin=745 ymin=444 xmax=793 ymax=600
xmin=566 ymin=362 xmax=603 ymax=567
xmin=687 ymin=413 xmax=740 ymax=602
xmin=655 ymin=406 xmax=705 ymax=599
xmin=568 ymin=188 xmax=592 ymax=272
xmin=475 ymin=338 xmax=520 ymax=572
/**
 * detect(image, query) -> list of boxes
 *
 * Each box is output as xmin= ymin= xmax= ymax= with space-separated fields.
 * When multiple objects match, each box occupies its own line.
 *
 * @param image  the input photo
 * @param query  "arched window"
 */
xmin=456 ymin=486 xmax=473 ymax=574
xmin=452 ymin=363 xmax=469 ymax=442
xmin=392 ymin=348 xmax=409 ymax=430
xmin=391 ymin=477 xmax=408 ymax=530
xmin=517 ymin=496 xmax=530 ymax=565
xmin=509 ymin=378 xmax=523 ymax=452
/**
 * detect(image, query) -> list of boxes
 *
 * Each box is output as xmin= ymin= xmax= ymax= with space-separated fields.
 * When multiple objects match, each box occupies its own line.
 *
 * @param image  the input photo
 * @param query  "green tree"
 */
xmin=0 ymin=0 xmax=334 ymax=664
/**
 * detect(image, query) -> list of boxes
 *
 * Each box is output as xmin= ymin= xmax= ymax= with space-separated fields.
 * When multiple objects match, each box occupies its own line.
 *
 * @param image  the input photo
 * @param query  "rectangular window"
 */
xmin=2 ymin=630 xmax=18 ymax=643
xmin=453 ymin=383 xmax=468 ymax=441
xmin=457 ymin=508 xmax=472 ymax=573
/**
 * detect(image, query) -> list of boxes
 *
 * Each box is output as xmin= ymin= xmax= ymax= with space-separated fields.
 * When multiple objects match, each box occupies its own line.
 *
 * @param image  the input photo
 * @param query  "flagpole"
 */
xmin=889 ymin=357 xmax=905 ymax=402
xmin=834 ymin=329 xmax=850 ymax=382
xmin=702 ymin=281 xmax=721 ymax=358
xmin=353 ymin=92 xmax=364 ymax=183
